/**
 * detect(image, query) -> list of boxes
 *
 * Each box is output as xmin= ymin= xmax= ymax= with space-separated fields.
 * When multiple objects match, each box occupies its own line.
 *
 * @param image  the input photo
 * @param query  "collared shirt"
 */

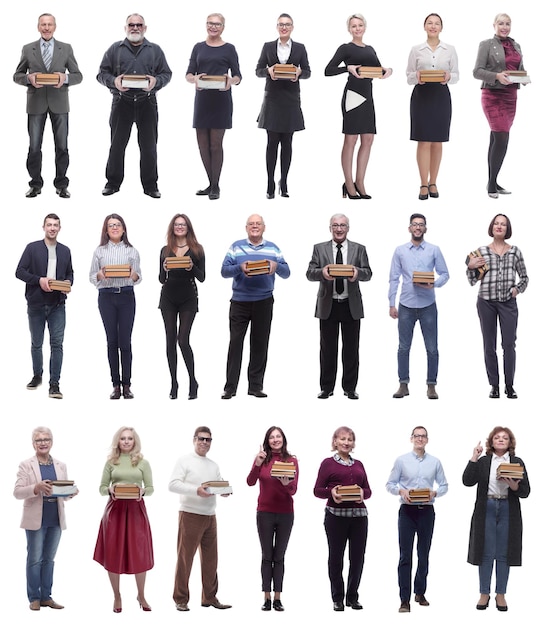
xmin=388 ymin=240 xmax=449 ymax=308
xmin=325 ymin=453 xmax=368 ymax=517
xmin=386 ymin=450 xmax=448 ymax=505
xmin=488 ymin=452 xmax=510 ymax=497
xmin=467 ymin=245 xmax=528 ymax=302
xmin=89 ymin=240 xmax=142 ymax=289
xmin=331 ymin=240 xmax=349 ymax=300
xmin=406 ymin=40 xmax=459 ymax=85
xmin=277 ymin=38 xmax=292 ymax=64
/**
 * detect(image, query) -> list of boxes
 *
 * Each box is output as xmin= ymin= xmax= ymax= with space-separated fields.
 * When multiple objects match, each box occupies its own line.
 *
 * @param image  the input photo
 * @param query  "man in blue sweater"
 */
xmin=220 ymin=214 xmax=290 ymax=399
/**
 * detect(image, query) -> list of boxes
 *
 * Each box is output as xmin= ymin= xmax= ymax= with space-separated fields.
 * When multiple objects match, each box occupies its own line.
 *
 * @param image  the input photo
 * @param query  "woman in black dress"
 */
xmin=159 ymin=214 xmax=205 ymax=400
xmin=325 ymin=14 xmax=392 ymax=199
xmin=256 ymin=13 xmax=311 ymax=199
xmin=186 ymin=13 xmax=241 ymax=200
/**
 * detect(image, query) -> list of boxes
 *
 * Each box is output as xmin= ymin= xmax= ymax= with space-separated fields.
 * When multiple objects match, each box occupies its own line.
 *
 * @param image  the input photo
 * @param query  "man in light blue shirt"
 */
xmin=388 ymin=214 xmax=449 ymax=399
xmin=386 ymin=425 xmax=448 ymax=613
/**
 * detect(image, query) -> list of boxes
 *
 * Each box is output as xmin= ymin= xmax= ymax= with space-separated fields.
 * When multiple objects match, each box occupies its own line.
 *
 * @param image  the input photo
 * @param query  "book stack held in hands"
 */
xmin=412 ymin=271 xmax=435 ymax=284
xmin=121 ymin=74 xmax=149 ymax=88
xmin=357 ymin=66 xmax=383 ymax=79
xmin=273 ymin=63 xmax=297 ymax=79
xmin=497 ymin=463 xmax=524 ymax=480
xmin=246 ymin=260 xmax=270 ymax=275
xmin=36 ymin=73 xmax=59 ymax=85
xmin=50 ymin=480 xmax=77 ymax=497
xmin=466 ymin=249 xmax=489 ymax=280
xmin=270 ymin=461 xmax=296 ymax=478
xmin=202 ymin=480 xmax=233 ymax=495
xmin=113 ymin=483 xmax=140 ymax=499
xmin=328 ymin=264 xmax=354 ymax=277
xmin=337 ymin=484 xmax=361 ymax=502
xmin=104 ymin=264 xmax=131 ymax=278
xmin=419 ymin=69 xmax=446 ymax=82
xmin=197 ymin=75 xmax=226 ymax=89
xmin=165 ymin=256 xmax=191 ymax=270
xmin=48 ymin=280 xmax=71 ymax=293
xmin=506 ymin=70 xmax=530 ymax=84
xmin=409 ymin=488 xmax=431 ymax=503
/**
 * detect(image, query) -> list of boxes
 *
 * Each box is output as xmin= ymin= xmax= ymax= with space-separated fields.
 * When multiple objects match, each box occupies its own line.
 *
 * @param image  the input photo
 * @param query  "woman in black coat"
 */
xmin=256 ymin=13 xmax=310 ymax=199
xmin=463 ymin=426 xmax=530 ymax=612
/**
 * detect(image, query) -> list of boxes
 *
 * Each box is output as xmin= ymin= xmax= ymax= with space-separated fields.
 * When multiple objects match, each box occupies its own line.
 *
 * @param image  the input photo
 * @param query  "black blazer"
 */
xmin=255 ymin=40 xmax=311 ymax=94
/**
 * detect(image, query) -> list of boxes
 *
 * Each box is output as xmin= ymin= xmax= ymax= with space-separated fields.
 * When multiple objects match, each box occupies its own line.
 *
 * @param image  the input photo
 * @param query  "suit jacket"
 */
xmin=255 ymin=40 xmax=311 ymax=92
xmin=13 ymin=39 xmax=83 ymax=114
xmin=13 ymin=456 xmax=68 ymax=530
xmin=306 ymin=239 xmax=372 ymax=320
xmin=473 ymin=36 xmax=524 ymax=89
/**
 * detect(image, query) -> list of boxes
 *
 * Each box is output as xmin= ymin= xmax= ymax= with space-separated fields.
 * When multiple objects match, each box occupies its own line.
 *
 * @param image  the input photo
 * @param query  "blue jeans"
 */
xmin=398 ymin=505 xmax=435 ymax=601
xmin=26 ymin=526 xmax=62 ymax=602
xmin=397 ymin=302 xmax=438 ymax=384
xmin=28 ymin=303 xmax=66 ymax=384
xmin=27 ymin=112 xmax=69 ymax=189
xmin=479 ymin=499 xmax=510 ymax=594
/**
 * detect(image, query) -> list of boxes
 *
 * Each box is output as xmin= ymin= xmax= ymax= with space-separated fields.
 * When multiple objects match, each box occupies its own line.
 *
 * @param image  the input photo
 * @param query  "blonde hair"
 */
xmin=108 ymin=426 xmax=143 ymax=466
xmin=32 ymin=426 xmax=52 ymax=441
xmin=347 ymin=13 xmax=366 ymax=30
xmin=494 ymin=13 xmax=511 ymax=24
xmin=208 ymin=13 xmax=225 ymax=26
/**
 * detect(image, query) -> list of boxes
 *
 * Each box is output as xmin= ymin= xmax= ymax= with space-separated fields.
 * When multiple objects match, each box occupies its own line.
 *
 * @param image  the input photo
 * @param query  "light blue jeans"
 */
xmin=26 ymin=525 xmax=62 ymax=602
xmin=397 ymin=303 xmax=438 ymax=384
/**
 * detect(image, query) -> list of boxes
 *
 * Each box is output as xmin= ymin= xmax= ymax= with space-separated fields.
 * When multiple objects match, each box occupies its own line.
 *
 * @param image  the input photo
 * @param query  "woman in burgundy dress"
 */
xmin=473 ymin=13 xmax=527 ymax=198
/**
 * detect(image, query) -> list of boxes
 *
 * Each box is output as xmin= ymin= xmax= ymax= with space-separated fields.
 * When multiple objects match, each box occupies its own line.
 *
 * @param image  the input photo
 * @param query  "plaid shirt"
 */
xmin=467 ymin=245 xmax=528 ymax=301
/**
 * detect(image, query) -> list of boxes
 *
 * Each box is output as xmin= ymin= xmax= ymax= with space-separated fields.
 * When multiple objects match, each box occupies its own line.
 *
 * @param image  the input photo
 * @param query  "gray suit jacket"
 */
xmin=13 ymin=39 xmax=83 ymax=114
xmin=306 ymin=239 xmax=372 ymax=320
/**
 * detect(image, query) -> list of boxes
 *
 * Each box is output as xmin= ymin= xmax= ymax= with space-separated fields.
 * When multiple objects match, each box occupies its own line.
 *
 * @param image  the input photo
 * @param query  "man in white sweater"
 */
xmin=169 ymin=426 xmax=231 ymax=612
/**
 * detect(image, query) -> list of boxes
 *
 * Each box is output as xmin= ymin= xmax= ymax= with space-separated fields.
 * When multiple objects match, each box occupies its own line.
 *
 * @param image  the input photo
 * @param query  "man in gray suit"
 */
xmin=306 ymin=214 xmax=372 ymax=399
xmin=14 ymin=13 xmax=82 ymax=199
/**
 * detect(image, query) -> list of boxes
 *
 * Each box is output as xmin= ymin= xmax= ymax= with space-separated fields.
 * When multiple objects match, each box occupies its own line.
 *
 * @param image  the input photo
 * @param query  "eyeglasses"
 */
xmin=34 ymin=438 xmax=52 ymax=444
xmin=206 ymin=22 xmax=223 ymax=28
xmin=196 ymin=436 xmax=212 ymax=443
xmin=331 ymin=223 xmax=348 ymax=230
xmin=127 ymin=23 xmax=144 ymax=28
xmin=247 ymin=222 xmax=263 ymax=227
xmin=277 ymin=23 xmax=293 ymax=29
xmin=410 ymin=222 xmax=426 ymax=228
xmin=107 ymin=223 xmax=122 ymax=229
xmin=174 ymin=223 xmax=187 ymax=228
xmin=412 ymin=434 xmax=428 ymax=439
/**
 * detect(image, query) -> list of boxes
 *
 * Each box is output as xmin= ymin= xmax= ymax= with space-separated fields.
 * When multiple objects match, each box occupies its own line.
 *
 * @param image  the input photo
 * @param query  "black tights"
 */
xmin=161 ymin=309 xmax=197 ymax=391
xmin=266 ymin=131 xmax=293 ymax=193
xmin=196 ymin=128 xmax=225 ymax=187
xmin=487 ymin=131 xmax=509 ymax=192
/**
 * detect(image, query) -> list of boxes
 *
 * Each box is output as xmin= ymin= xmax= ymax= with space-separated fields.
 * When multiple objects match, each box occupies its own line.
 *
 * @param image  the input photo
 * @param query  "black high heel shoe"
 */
xmin=170 ymin=382 xmax=179 ymax=400
xmin=419 ymin=185 xmax=429 ymax=200
xmin=342 ymin=183 xmax=362 ymax=199
xmin=266 ymin=181 xmax=275 ymax=199
xmin=354 ymin=183 xmax=371 ymax=199
xmin=279 ymin=180 xmax=289 ymax=198
xmin=428 ymin=183 xmax=439 ymax=198
xmin=189 ymin=381 xmax=199 ymax=400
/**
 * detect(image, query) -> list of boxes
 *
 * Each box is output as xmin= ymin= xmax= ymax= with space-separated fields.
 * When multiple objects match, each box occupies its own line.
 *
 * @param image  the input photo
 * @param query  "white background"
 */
xmin=4 ymin=1 xmax=540 ymax=624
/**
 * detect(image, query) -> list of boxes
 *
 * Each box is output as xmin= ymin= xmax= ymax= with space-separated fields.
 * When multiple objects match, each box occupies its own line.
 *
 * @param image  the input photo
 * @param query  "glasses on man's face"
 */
xmin=207 ymin=22 xmax=223 ymax=28
xmin=412 ymin=434 xmax=428 ymax=439
xmin=331 ymin=223 xmax=348 ymax=230
xmin=247 ymin=222 xmax=263 ymax=227
xmin=34 ymin=438 xmax=52 ymax=445
xmin=196 ymin=436 xmax=212 ymax=443
xmin=127 ymin=23 xmax=144 ymax=29
xmin=410 ymin=222 xmax=426 ymax=229
xmin=277 ymin=23 xmax=293 ymax=29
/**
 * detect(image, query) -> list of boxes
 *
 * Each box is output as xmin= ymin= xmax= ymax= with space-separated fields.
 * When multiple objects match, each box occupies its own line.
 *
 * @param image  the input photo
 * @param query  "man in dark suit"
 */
xmin=307 ymin=214 xmax=372 ymax=399
xmin=13 ymin=13 xmax=82 ymax=199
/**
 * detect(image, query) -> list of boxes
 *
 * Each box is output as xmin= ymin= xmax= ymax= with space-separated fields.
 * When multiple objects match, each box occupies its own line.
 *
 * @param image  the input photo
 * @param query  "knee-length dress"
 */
xmin=158 ymin=247 xmax=205 ymax=313
xmin=187 ymin=41 xmax=241 ymax=129
xmin=325 ymin=42 xmax=383 ymax=135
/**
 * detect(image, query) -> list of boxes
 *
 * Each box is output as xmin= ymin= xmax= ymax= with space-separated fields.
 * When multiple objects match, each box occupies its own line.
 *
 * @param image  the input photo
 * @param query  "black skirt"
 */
xmin=410 ymin=83 xmax=452 ymax=142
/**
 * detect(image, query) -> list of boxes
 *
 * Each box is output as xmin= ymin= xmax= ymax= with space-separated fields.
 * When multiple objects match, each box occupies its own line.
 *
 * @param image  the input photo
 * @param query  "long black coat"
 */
xmin=463 ymin=455 xmax=530 ymax=566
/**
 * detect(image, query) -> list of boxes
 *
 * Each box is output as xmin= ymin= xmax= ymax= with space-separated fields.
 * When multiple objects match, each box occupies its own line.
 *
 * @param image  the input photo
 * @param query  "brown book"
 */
xmin=274 ymin=63 xmax=297 ymax=79
xmin=197 ymin=75 xmax=226 ymax=89
xmin=36 ymin=73 xmax=59 ymax=85
xmin=337 ymin=484 xmax=362 ymax=501
xmin=165 ymin=256 xmax=191 ymax=270
xmin=466 ymin=249 xmax=489 ymax=280
xmin=409 ymin=488 xmax=431 ymax=502
xmin=50 ymin=480 xmax=77 ymax=496
xmin=270 ymin=461 xmax=296 ymax=478
xmin=497 ymin=463 xmax=524 ymax=480
xmin=51 ymin=480 xmax=75 ymax=486
xmin=48 ymin=279 xmax=71 ymax=293
xmin=506 ymin=70 xmax=527 ymax=77
xmin=113 ymin=483 xmax=140 ymax=499
xmin=104 ymin=264 xmax=131 ymax=278
xmin=357 ymin=66 xmax=383 ymax=79
xmin=420 ymin=69 xmax=446 ymax=83
xmin=202 ymin=480 xmax=233 ymax=494
xmin=412 ymin=271 xmax=435 ymax=284
xmin=121 ymin=74 xmax=149 ymax=88
xmin=246 ymin=259 xmax=270 ymax=275
xmin=328 ymin=264 xmax=354 ymax=277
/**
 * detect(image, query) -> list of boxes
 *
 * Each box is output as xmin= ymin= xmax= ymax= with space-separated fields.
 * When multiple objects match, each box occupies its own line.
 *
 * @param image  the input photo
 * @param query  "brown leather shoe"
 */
xmin=399 ymin=600 xmax=410 ymax=613
xmin=393 ymin=383 xmax=409 ymax=398
xmin=110 ymin=386 xmax=121 ymax=400
xmin=427 ymin=385 xmax=439 ymax=399
xmin=415 ymin=594 xmax=429 ymax=606
xmin=40 ymin=599 xmax=64 ymax=609
xmin=202 ymin=599 xmax=232 ymax=609
xmin=122 ymin=384 xmax=134 ymax=399
xmin=29 ymin=600 xmax=40 ymax=611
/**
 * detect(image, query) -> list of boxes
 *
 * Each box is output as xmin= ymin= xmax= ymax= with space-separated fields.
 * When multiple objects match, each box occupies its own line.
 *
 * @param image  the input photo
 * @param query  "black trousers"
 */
xmin=256 ymin=511 xmax=294 ymax=593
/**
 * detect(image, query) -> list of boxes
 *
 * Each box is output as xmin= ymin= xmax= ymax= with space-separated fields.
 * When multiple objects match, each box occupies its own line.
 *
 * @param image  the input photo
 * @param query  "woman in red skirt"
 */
xmin=473 ymin=13 xmax=528 ymax=198
xmin=93 ymin=427 xmax=154 ymax=612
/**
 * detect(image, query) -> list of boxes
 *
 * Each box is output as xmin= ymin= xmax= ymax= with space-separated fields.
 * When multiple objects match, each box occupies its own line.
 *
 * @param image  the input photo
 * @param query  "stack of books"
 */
xmin=506 ymin=70 xmax=530 ymax=84
xmin=50 ymin=480 xmax=77 ymax=497
xmin=197 ymin=75 xmax=226 ymax=90
xmin=202 ymin=480 xmax=233 ymax=495
xmin=165 ymin=256 xmax=191 ymax=270
xmin=246 ymin=260 xmax=270 ymax=275
xmin=270 ymin=461 xmax=296 ymax=478
xmin=357 ymin=66 xmax=383 ymax=79
xmin=328 ymin=264 xmax=354 ymax=277
xmin=409 ymin=488 xmax=431 ymax=503
xmin=121 ymin=74 xmax=149 ymax=88
xmin=113 ymin=483 xmax=140 ymax=499
xmin=104 ymin=264 xmax=131 ymax=278
xmin=48 ymin=280 xmax=71 ymax=293
xmin=466 ymin=249 xmax=489 ymax=280
xmin=420 ymin=69 xmax=446 ymax=83
xmin=36 ymin=73 xmax=59 ymax=85
xmin=274 ymin=63 xmax=297 ymax=79
xmin=497 ymin=463 xmax=524 ymax=480
xmin=337 ymin=484 xmax=361 ymax=502
xmin=412 ymin=271 xmax=435 ymax=284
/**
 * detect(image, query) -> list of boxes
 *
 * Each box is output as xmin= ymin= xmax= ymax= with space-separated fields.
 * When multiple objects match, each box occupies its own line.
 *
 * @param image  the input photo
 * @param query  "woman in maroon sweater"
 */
xmin=314 ymin=426 xmax=372 ymax=612
xmin=247 ymin=426 xmax=298 ymax=611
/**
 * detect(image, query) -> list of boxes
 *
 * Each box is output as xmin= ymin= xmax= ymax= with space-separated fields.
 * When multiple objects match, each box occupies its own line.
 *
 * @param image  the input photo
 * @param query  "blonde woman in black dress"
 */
xmin=325 ymin=14 xmax=392 ymax=200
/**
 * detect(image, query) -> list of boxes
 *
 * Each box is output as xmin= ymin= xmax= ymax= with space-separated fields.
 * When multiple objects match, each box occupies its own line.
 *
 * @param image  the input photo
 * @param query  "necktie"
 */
xmin=43 ymin=42 xmax=52 ymax=70
xmin=335 ymin=243 xmax=344 ymax=295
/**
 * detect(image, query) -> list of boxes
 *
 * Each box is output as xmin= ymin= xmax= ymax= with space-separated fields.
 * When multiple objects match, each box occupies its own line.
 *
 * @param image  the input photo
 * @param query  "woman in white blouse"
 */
xmin=89 ymin=214 xmax=142 ymax=399
xmin=406 ymin=13 xmax=458 ymax=200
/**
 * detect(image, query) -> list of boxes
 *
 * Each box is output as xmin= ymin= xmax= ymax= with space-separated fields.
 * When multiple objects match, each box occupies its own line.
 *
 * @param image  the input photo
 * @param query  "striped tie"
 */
xmin=43 ymin=42 xmax=52 ymax=70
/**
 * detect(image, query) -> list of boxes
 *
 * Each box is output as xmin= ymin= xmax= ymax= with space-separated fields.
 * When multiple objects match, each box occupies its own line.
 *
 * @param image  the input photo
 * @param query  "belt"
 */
xmin=44 ymin=498 xmax=57 ymax=503
xmin=332 ymin=298 xmax=349 ymax=304
xmin=487 ymin=494 xmax=508 ymax=500
xmin=99 ymin=286 xmax=134 ymax=294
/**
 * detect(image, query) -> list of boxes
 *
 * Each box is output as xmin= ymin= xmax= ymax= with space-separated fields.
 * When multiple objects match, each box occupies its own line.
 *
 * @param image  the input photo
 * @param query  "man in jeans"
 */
xmin=388 ymin=213 xmax=449 ymax=399
xmin=16 ymin=214 xmax=73 ymax=399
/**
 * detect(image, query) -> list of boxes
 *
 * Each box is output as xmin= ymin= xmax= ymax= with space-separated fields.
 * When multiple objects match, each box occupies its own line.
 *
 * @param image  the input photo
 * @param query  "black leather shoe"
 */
xmin=344 ymin=390 xmax=359 ymax=400
xmin=415 ymin=594 xmax=429 ymax=606
xmin=48 ymin=383 xmax=63 ymax=399
xmin=26 ymin=187 xmax=41 ymax=198
xmin=346 ymin=600 xmax=363 ymax=610
xmin=476 ymin=597 xmax=490 ymax=610
xmin=208 ymin=184 xmax=220 ymax=200
xmin=110 ymin=386 xmax=121 ymax=400
xmin=496 ymin=600 xmax=508 ymax=612
xmin=102 ymin=186 xmax=119 ymax=196
xmin=221 ymin=390 xmax=236 ymax=400
xmin=122 ymin=384 xmax=134 ymax=399
xmin=56 ymin=187 xmax=70 ymax=198
xmin=489 ymin=385 xmax=500 ymax=399
xmin=272 ymin=599 xmax=284 ymax=611
xmin=333 ymin=602 xmax=344 ymax=611
xmin=317 ymin=390 xmax=333 ymax=399
xmin=144 ymin=189 xmax=161 ymax=199
xmin=248 ymin=389 xmax=267 ymax=398
xmin=27 ymin=375 xmax=42 ymax=390
xmin=196 ymin=186 xmax=210 ymax=196
xmin=505 ymin=385 xmax=518 ymax=399
xmin=261 ymin=599 xmax=271 ymax=611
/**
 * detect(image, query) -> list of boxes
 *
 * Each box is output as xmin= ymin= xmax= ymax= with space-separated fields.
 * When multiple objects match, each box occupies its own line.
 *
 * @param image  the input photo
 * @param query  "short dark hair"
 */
xmin=409 ymin=213 xmax=426 ymax=224
xmin=424 ymin=13 xmax=442 ymax=27
xmin=488 ymin=214 xmax=512 ymax=239
xmin=43 ymin=213 xmax=60 ymax=226
xmin=411 ymin=425 xmax=428 ymax=437
xmin=193 ymin=426 xmax=211 ymax=438
xmin=278 ymin=13 xmax=293 ymax=21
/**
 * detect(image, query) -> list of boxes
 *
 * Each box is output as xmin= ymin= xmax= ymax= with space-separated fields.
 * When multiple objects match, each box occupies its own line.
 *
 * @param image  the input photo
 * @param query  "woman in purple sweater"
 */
xmin=314 ymin=426 xmax=372 ymax=612
xmin=247 ymin=426 xmax=298 ymax=611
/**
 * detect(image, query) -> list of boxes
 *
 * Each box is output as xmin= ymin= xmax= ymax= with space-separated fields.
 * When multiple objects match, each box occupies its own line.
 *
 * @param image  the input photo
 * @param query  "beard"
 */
xmin=126 ymin=32 xmax=144 ymax=43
